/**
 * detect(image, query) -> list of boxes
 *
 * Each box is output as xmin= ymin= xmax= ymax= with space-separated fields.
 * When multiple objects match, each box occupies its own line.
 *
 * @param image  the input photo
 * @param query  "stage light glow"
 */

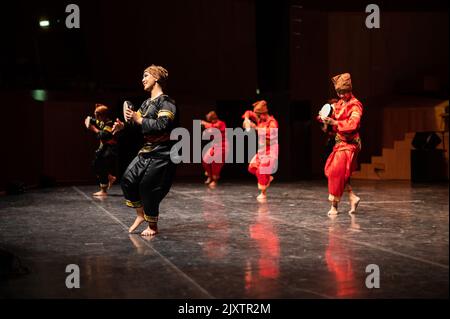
xmin=39 ymin=20 xmax=50 ymax=28
xmin=31 ymin=89 xmax=48 ymax=102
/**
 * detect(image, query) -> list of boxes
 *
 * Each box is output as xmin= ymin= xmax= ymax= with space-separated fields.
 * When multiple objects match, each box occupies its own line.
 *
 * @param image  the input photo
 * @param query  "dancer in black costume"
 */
xmin=84 ymin=104 xmax=117 ymax=197
xmin=113 ymin=65 xmax=178 ymax=236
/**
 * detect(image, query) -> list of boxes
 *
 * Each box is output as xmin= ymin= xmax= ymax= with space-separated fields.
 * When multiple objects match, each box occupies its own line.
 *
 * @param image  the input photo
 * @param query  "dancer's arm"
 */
xmin=141 ymin=101 xmax=176 ymax=134
xmin=112 ymin=119 xmax=125 ymax=135
xmin=242 ymin=111 xmax=257 ymax=129
xmin=97 ymin=123 xmax=113 ymax=141
xmin=242 ymin=110 xmax=257 ymax=123
xmin=335 ymin=103 xmax=362 ymax=133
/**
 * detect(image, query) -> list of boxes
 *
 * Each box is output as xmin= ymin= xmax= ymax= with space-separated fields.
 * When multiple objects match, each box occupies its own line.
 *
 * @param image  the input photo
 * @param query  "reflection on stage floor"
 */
xmin=0 ymin=180 xmax=448 ymax=298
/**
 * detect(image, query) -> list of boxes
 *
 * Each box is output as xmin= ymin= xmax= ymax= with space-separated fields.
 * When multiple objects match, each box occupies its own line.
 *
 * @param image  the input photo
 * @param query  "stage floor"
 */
xmin=0 ymin=180 xmax=448 ymax=298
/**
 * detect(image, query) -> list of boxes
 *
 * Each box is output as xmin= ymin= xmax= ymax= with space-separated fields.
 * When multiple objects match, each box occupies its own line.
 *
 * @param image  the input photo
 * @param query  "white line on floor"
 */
xmin=270 ymin=215 xmax=449 ymax=270
xmin=72 ymin=186 xmax=214 ymax=299
xmin=360 ymin=200 xmax=424 ymax=204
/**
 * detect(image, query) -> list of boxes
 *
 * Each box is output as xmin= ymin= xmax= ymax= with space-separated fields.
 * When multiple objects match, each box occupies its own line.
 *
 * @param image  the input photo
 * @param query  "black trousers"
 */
xmin=92 ymin=145 xmax=117 ymax=187
xmin=121 ymin=153 xmax=176 ymax=223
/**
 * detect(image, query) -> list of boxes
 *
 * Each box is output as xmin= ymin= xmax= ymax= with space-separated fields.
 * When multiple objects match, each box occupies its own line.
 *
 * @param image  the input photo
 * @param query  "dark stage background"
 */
xmin=0 ymin=0 xmax=448 ymax=191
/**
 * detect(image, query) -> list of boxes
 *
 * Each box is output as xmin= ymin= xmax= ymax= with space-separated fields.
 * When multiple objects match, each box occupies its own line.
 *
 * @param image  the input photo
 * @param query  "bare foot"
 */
xmin=348 ymin=195 xmax=361 ymax=214
xmin=257 ymin=197 xmax=267 ymax=203
xmin=327 ymin=205 xmax=339 ymax=216
xmin=204 ymin=177 xmax=212 ymax=184
xmin=208 ymin=181 xmax=217 ymax=188
xmin=108 ymin=175 xmax=117 ymax=189
xmin=141 ymin=224 xmax=158 ymax=236
xmin=128 ymin=213 xmax=145 ymax=233
xmin=257 ymin=191 xmax=267 ymax=201
xmin=93 ymin=190 xmax=107 ymax=197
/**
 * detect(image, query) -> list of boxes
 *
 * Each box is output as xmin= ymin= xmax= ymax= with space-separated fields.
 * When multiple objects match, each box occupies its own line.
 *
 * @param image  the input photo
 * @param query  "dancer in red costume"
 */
xmin=242 ymin=100 xmax=279 ymax=201
xmin=319 ymin=73 xmax=362 ymax=215
xmin=201 ymin=111 xmax=228 ymax=188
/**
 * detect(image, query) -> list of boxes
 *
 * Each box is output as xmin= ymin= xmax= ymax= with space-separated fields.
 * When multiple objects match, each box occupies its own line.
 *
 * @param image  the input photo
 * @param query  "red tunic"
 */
xmin=243 ymin=111 xmax=279 ymax=189
xmin=202 ymin=120 xmax=228 ymax=179
xmin=323 ymin=95 xmax=363 ymax=200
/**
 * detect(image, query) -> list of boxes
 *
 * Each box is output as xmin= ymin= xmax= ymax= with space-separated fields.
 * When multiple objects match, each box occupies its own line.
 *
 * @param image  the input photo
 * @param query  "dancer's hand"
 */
xmin=124 ymin=108 xmax=133 ymax=122
xmin=125 ymin=109 xmax=142 ymax=124
xmin=323 ymin=117 xmax=337 ymax=126
xmin=84 ymin=116 xmax=91 ymax=129
xmin=112 ymin=118 xmax=124 ymax=135
xmin=243 ymin=118 xmax=255 ymax=129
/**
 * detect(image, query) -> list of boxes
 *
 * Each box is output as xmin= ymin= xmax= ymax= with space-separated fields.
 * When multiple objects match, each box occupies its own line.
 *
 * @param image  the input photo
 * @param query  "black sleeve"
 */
xmin=141 ymin=100 xmax=176 ymax=134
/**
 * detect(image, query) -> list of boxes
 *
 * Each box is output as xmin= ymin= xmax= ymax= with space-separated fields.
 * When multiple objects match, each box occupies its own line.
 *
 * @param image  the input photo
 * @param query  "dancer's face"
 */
xmin=94 ymin=111 xmax=104 ymax=121
xmin=142 ymin=71 xmax=158 ymax=92
xmin=256 ymin=113 xmax=268 ymax=121
xmin=337 ymin=91 xmax=352 ymax=101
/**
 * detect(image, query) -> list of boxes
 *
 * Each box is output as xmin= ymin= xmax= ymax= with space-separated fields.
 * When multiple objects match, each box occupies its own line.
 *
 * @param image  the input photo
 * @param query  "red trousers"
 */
xmin=202 ymin=145 xmax=227 ymax=179
xmin=324 ymin=145 xmax=359 ymax=201
xmin=248 ymin=144 xmax=279 ymax=190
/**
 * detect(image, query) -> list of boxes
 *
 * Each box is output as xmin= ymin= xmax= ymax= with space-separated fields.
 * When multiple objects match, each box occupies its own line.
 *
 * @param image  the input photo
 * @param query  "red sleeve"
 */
xmin=217 ymin=121 xmax=226 ymax=131
xmin=337 ymin=102 xmax=363 ymax=133
xmin=204 ymin=120 xmax=225 ymax=130
xmin=268 ymin=118 xmax=278 ymax=129
xmin=203 ymin=122 xmax=213 ymax=129
xmin=242 ymin=110 xmax=257 ymax=122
